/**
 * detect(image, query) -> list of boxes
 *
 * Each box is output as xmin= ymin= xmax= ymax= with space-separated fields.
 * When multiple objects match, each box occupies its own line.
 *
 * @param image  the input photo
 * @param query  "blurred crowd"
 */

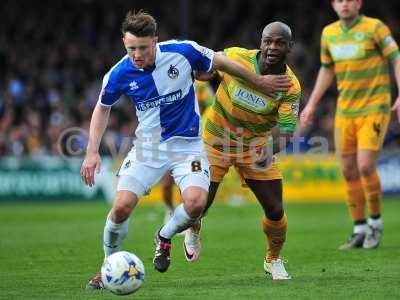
xmin=1 ymin=0 xmax=400 ymax=157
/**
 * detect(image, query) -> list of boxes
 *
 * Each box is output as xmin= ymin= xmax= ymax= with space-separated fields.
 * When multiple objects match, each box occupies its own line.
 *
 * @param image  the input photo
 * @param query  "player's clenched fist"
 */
xmin=256 ymin=74 xmax=292 ymax=98
xmin=300 ymin=104 xmax=316 ymax=127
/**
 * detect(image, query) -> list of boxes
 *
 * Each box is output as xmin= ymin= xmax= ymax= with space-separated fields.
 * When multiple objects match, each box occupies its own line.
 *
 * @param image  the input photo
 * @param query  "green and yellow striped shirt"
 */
xmin=321 ymin=15 xmax=399 ymax=117
xmin=203 ymin=47 xmax=301 ymax=149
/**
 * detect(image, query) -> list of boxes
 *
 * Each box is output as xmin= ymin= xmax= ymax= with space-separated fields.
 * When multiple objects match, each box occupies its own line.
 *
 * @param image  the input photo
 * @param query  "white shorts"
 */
xmin=116 ymin=139 xmax=210 ymax=197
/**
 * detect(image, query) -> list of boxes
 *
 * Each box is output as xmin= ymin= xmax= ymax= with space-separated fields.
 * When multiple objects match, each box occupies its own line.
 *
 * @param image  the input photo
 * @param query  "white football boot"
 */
xmin=363 ymin=218 xmax=383 ymax=249
xmin=363 ymin=226 xmax=382 ymax=249
xmin=264 ymin=258 xmax=291 ymax=280
xmin=183 ymin=222 xmax=201 ymax=262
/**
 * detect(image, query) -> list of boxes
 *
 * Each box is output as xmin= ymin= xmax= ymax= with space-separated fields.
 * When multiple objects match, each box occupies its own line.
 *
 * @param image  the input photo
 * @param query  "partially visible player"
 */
xmin=81 ymin=11 xmax=292 ymax=289
xmin=186 ymin=22 xmax=301 ymax=280
xmin=161 ymin=80 xmax=215 ymax=225
xmin=301 ymin=0 xmax=400 ymax=250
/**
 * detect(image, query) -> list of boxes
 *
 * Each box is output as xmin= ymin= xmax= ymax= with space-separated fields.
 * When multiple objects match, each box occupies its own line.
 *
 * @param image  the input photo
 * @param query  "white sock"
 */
xmin=163 ymin=206 xmax=174 ymax=225
xmin=368 ymin=217 xmax=382 ymax=229
xmin=103 ymin=214 xmax=129 ymax=257
xmin=353 ymin=223 xmax=369 ymax=234
xmin=159 ymin=204 xmax=197 ymax=239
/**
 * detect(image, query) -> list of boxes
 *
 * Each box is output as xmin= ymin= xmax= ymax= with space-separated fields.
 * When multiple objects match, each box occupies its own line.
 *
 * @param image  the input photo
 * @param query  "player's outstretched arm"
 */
xmin=194 ymin=70 xmax=218 ymax=82
xmin=81 ymin=102 xmax=111 ymax=187
xmin=300 ymin=67 xmax=335 ymax=127
xmin=390 ymin=55 xmax=400 ymax=122
xmin=211 ymin=53 xmax=291 ymax=98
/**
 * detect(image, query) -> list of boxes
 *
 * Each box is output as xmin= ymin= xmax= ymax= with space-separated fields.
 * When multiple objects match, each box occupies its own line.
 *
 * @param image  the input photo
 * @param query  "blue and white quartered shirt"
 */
xmin=99 ymin=40 xmax=214 ymax=147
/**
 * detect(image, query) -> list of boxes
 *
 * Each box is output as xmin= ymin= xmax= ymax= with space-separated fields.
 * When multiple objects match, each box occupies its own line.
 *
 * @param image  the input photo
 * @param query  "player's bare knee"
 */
xmin=358 ymin=162 xmax=375 ymax=177
xmin=341 ymin=155 xmax=359 ymax=181
xmin=184 ymin=198 xmax=204 ymax=218
xmin=111 ymin=204 xmax=132 ymax=223
xmin=111 ymin=194 xmax=136 ymax=223
xmin=342 ymin=166 xmax=359 ymax=181
xmin=182 ymin=190 xmax=207 ymax=218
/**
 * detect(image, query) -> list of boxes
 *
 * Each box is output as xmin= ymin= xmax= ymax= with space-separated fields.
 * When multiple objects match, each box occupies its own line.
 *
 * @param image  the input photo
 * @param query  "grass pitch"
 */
xmin=1 ymin=199 xmax=400 ymax=299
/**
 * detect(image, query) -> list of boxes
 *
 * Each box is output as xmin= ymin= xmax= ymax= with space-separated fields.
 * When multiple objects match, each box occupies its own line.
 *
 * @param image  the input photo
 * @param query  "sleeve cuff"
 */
xmin=321 ymin=63 xmax=334 ymax=68
xmin=206 ymin=50 xmax=215 ymax=72
xmin=278 ymin=125 xmax=296 ymax=133
xmin=98 ymin=101 xmax=113 ymax=107
xmin=387 ymin=50 xmax=400 ymax=61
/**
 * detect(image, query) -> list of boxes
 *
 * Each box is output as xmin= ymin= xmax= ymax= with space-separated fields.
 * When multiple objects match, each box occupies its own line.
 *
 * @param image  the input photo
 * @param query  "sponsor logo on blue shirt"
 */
xmin=136 ymin=90 xmax=183 ymax=111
